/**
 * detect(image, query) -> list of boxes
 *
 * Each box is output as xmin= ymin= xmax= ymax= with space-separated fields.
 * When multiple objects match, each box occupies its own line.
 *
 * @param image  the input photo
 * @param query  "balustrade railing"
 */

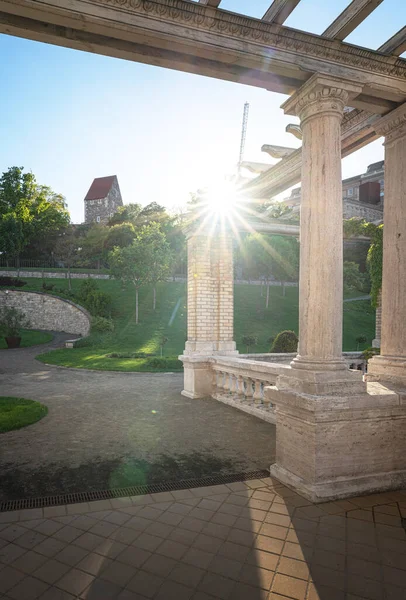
xmin=211 ymin=357 xmax=290 ymax=423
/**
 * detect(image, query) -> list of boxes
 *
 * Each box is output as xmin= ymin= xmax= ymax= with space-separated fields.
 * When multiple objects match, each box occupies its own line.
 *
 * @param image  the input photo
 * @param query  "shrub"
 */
xmin=362 ymin=347 xmax=380 ymax=362
xmin=271 ymin=330 xmax=298 ymax=353
xmin=0 ymin=277 xmax=26 ymax=288
xmin=42 ymin=282 xmax=55 ymax=291
xmin=355 ymin=334 xmax=367 ymax=350
xmin=242 ymin=335 xmax=258 ymax=353
xmin=91 ymin=316 xmax=114 ymax=333
xmin=78 ymin=280 xmax=112 ymax=317
xmin=146 ymin=357 xmax=183 ymax=370
xmin=0 ymin=306 xmax=31 ymax=337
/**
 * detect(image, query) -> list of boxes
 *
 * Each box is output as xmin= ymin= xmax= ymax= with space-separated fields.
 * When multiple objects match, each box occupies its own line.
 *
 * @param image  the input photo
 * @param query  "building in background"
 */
xmin=282 ymin=161 xmax=384 ymax=222
xmin=84 ymin=175 xmax=123 ymax=224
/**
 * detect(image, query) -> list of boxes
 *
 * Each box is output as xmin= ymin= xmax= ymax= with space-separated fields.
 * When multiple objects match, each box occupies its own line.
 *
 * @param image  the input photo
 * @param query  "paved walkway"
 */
xmin=0 ymin=478 xmax=405 ymax=599
xmin=0 ymin=337 xmax=275 ymax=501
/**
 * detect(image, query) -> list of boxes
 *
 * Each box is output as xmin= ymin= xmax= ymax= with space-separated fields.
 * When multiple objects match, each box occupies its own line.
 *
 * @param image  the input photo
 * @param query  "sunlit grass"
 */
xmin=22 ymin=277 xmax=375 ymax=371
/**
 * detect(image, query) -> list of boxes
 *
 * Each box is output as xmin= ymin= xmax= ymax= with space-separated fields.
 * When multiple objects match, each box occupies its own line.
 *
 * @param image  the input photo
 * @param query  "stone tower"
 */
xmin=84 ymin=175 xmax=123 ymax=225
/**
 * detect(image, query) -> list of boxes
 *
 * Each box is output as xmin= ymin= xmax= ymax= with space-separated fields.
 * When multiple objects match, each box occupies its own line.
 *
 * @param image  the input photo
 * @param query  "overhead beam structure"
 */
xmin=262 ymin=0 xmax=302 ymax=24
xmin=323 ymin=0 xmax=383 ymax=41
xmin=379 ymin=26 xmax=406 ymax=56
xmin=198 ymin=0 xmax=222 ymax=7
xmin=0 ymin=0 xmax=404 ymax=112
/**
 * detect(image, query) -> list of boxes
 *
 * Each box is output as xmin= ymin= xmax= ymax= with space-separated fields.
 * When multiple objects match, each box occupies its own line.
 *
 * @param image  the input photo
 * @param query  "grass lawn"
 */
xmin=17 ymin=277 xmax=376 ymax=371
xmin=0 ymin=397 xmax=48 ymax=433
xmin=0 ymin=330 xmax=52 ymax=349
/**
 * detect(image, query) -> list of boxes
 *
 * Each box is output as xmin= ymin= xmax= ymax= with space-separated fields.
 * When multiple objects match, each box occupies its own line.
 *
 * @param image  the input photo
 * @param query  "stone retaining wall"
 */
xmin=0 ymin=290 xmax=91 ymax=336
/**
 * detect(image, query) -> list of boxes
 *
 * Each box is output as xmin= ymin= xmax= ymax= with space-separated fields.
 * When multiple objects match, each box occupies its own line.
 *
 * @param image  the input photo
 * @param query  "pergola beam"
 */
xmin=262 ymin=0 xmax=302 ymax=25
xmin=379 ymin=26 xmax=406 ymax=56
xmin=198 ymin=0 xmax=222 ymax=7
xmin=323 ymin=0 xmax=383 ymax=41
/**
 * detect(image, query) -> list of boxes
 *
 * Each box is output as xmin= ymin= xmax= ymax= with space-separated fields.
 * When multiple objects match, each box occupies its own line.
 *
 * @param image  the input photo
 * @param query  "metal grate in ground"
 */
xmin=0 ymin=469 xmax=270 ymax=512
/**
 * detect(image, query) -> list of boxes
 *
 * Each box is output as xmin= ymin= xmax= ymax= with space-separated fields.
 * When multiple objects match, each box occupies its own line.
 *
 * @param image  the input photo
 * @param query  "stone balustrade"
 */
xmin=210 ymin=352 xmax=366 ymax=423
xmin=210 ymin=357 xmax=291 ymax=423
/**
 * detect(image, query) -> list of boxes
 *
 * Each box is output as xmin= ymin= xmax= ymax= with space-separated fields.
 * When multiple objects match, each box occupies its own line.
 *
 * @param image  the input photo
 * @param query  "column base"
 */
xmin=270 ymin=463 xmax=406 ymax=503
xmin=367 ymin=355 xmax=406 ymax=388
xmin=277 ymin=365 xmax=366 ymax=396
xmin=266 ymin=381 xmax=406 ymax=502
xmin=291 ymin=355 xmax=348 ymax=372
xmin=180 ymin=342 xmax=238 ymax=399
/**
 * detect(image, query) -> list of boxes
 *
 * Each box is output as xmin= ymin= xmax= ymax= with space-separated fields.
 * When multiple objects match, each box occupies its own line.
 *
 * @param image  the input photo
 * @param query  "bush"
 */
xmin=271 ymin=330 xmax=298 ymax=353
xmin=343 ymin=261 xmax=366 ymax=293
xmin=0 ymin=306 xmax=31 ymax=337
xmin=91 ymin=316 xmax=114 ymax=333
xmin=0 ymin=277 xmax=26 ymax=288
xmin=242 ymin=335 xmax=258 ymax=353
xmin=146 ymin=357 xmax=183 ymax=370
xmin=42 ymin=282 xmax=55 ymax=291
xmin=78 ymin=280 xmax=112 ymax=317
xmin=362 ymin=347 xmax=380 ymax=362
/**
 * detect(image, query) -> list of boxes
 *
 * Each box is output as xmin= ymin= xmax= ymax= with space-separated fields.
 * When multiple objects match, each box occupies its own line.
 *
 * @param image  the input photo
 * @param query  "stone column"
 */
xmin=180 ymin=226 xmax=237 ymax=398
xmin=368 ymin=103 xmax=406 ymax=385
xmin=277 ymin=74 xmax=365 ymax=394
xmin=372 ymin=289 xmax=381 ymax=349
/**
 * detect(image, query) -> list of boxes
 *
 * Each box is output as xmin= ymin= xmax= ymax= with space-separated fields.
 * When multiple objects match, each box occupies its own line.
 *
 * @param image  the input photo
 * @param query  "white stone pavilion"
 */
xmin=3 ymin=0 xmax=406 ymax=502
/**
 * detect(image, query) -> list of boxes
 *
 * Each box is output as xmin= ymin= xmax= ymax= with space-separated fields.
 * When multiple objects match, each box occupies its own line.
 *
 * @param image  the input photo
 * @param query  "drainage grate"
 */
xmin=0 ymin=469 xmax=270 ymax=512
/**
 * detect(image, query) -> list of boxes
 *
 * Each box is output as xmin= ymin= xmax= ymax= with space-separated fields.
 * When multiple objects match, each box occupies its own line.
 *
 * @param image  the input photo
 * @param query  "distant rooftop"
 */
xmin=84 ymin=175 xmax=117 ymax=201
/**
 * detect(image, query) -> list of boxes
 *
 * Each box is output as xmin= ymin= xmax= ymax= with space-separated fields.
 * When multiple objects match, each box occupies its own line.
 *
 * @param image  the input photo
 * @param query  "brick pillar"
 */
xmin=180 ymin=228 xmax=237 ymax=398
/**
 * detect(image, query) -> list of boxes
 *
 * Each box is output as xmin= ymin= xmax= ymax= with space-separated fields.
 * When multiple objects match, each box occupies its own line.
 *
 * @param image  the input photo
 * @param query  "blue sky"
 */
xmin=0 ymin=0 xmax=404 ymax=223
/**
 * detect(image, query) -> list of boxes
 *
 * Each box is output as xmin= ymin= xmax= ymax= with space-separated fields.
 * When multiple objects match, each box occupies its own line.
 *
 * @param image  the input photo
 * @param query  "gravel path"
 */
xmin=0 ymin=336 xmax=275 ymax=501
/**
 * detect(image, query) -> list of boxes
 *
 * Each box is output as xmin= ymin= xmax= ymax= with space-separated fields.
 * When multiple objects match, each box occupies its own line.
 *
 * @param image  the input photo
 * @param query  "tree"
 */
xmin=104 ymin=222 xmax=136 ymax=252
xmin=242 ymin=335 xmax=258 ymax=353
xmin=108 ymin=203 xmax=142 ymax=226
xmin=54 ymin=229 xmax=79 ymax=291
xmin=79 ymin=225 xmax=109 ymax=270
xmin=0 ymin=167 xmax=70 ymax=263
xmin=356 ymin=335 xmax=367 ymax=351
xmin=109 ymin=224 xmax=168 ymax=324
xmin=146 ymin=224 xmax=173 ymax=310
xmin=343 ymin=261 xmax=366 ymax=293
xmin=241 ymin=233 xmax=299 ymax=306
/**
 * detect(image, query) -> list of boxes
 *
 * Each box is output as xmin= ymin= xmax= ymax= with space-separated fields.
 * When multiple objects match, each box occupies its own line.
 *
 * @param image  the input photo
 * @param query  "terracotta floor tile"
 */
xmin=271 ymin=573 xmax=308 ymax=600
xmin=277 ymin=556 xmax=310 ymax=580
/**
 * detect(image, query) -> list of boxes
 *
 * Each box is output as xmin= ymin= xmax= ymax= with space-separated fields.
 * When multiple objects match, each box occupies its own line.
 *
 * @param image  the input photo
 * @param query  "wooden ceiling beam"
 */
xmin=379 ymin=26 xmax=406 ymax=56
xmin=323 ymin=0 xmax=383 ymax=41
xmin=262 ymin=0 xmax=302 ymax=25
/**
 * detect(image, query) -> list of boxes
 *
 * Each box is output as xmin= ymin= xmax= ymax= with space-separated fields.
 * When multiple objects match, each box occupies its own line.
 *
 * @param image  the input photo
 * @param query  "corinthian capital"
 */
xmin=281 ymin=74 xmax=362 ymax=124
xmin=374 ymin=102 xmax=406 ymax=146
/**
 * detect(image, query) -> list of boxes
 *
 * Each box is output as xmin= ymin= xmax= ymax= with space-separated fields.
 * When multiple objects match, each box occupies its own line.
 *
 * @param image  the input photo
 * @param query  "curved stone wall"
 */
xmin=0 ymin=290 xmax=91 ymax=336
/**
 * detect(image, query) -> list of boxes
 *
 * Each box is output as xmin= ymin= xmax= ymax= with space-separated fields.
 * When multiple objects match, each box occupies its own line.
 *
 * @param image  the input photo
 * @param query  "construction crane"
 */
xmin=238 ymin=101 xmax=250 ymax=177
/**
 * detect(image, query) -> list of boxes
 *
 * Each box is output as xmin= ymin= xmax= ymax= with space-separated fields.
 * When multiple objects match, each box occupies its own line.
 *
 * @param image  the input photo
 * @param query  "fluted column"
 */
xmin=368 ymin=103 xmax=406 ymax=385
xmin=282 ymin=75 xmax=362 ymax=372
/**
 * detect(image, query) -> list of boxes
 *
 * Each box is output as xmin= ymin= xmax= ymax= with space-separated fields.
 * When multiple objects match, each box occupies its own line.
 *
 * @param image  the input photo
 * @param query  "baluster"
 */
xmin=223 ymin=372 xmax=230 ymax=393
xmin=245 ymin=378 xmax=254 ymax=401
xmin=237 ymin=375 xmax=245 ymax=401
xmin=212 ymin=370 xmax=219 ymax=395
xmin=253 ymin=380 xmax=262 ymax=404
xmin=229 ymin=373 xmax=237 ymax=395
xmin=262 ymin=384 xmax=272 ymax=409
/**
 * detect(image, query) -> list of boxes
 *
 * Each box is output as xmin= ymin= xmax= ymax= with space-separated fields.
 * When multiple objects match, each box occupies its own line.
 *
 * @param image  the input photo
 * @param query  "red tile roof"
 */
xmin=84 ymin=175 xmax=117 ymax=201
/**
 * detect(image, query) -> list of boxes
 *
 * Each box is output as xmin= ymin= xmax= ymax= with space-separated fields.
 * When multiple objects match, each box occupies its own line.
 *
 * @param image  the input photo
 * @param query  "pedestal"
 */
xmin=267 ymin=381 xmax=406 ymax=502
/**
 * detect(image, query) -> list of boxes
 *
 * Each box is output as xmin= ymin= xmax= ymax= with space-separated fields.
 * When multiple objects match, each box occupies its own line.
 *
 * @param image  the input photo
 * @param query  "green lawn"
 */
xmin=0 ymin=329 xmax=52 ymax=349
xmin=17 ymin=277 xmax=375 ymax=371
xmin=0 ymin=397 xmax=48 ymax=433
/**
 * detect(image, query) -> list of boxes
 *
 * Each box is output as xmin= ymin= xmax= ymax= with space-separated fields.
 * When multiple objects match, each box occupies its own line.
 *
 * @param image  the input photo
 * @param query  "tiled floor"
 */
xmin=0 ymin=479 xmax=405 ymax=599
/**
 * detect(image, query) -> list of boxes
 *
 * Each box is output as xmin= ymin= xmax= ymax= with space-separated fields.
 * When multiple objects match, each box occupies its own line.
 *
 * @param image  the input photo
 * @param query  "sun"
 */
xmin=202 ymin=180 xmax=237 ymax=216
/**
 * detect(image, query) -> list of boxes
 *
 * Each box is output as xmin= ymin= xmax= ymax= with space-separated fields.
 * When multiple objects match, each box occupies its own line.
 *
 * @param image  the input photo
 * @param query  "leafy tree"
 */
xmin=242 ymin=335 xmax=258 ymax=353
xmin=343 ymin=261 xmax=366 ymax=293
xmin=79 ymin=225 xmax=109 ymax=270
xmin=104 ymin=222 xmax=136 ymax=252
xmin=54 ymin=229 xmax=79 ymax=291
xmin=355 ymin=334 xmax=367 ymax=351
xmin=0 ymin=167 xmax=70 ymax=263
xmin=109 ymin=224 xmax=168 ymax=324
xmin=241 ymin=234 xmax=299 ymax=306
xmin=271 ymin=330 xmax=298 ymax=353
xmin=146 ymin=224 xmax=173 ymax=310
xmin=160 ymin=336 xmax=169 ymax=357
xmin=108 ymin=203 xmax=143 ymax=226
